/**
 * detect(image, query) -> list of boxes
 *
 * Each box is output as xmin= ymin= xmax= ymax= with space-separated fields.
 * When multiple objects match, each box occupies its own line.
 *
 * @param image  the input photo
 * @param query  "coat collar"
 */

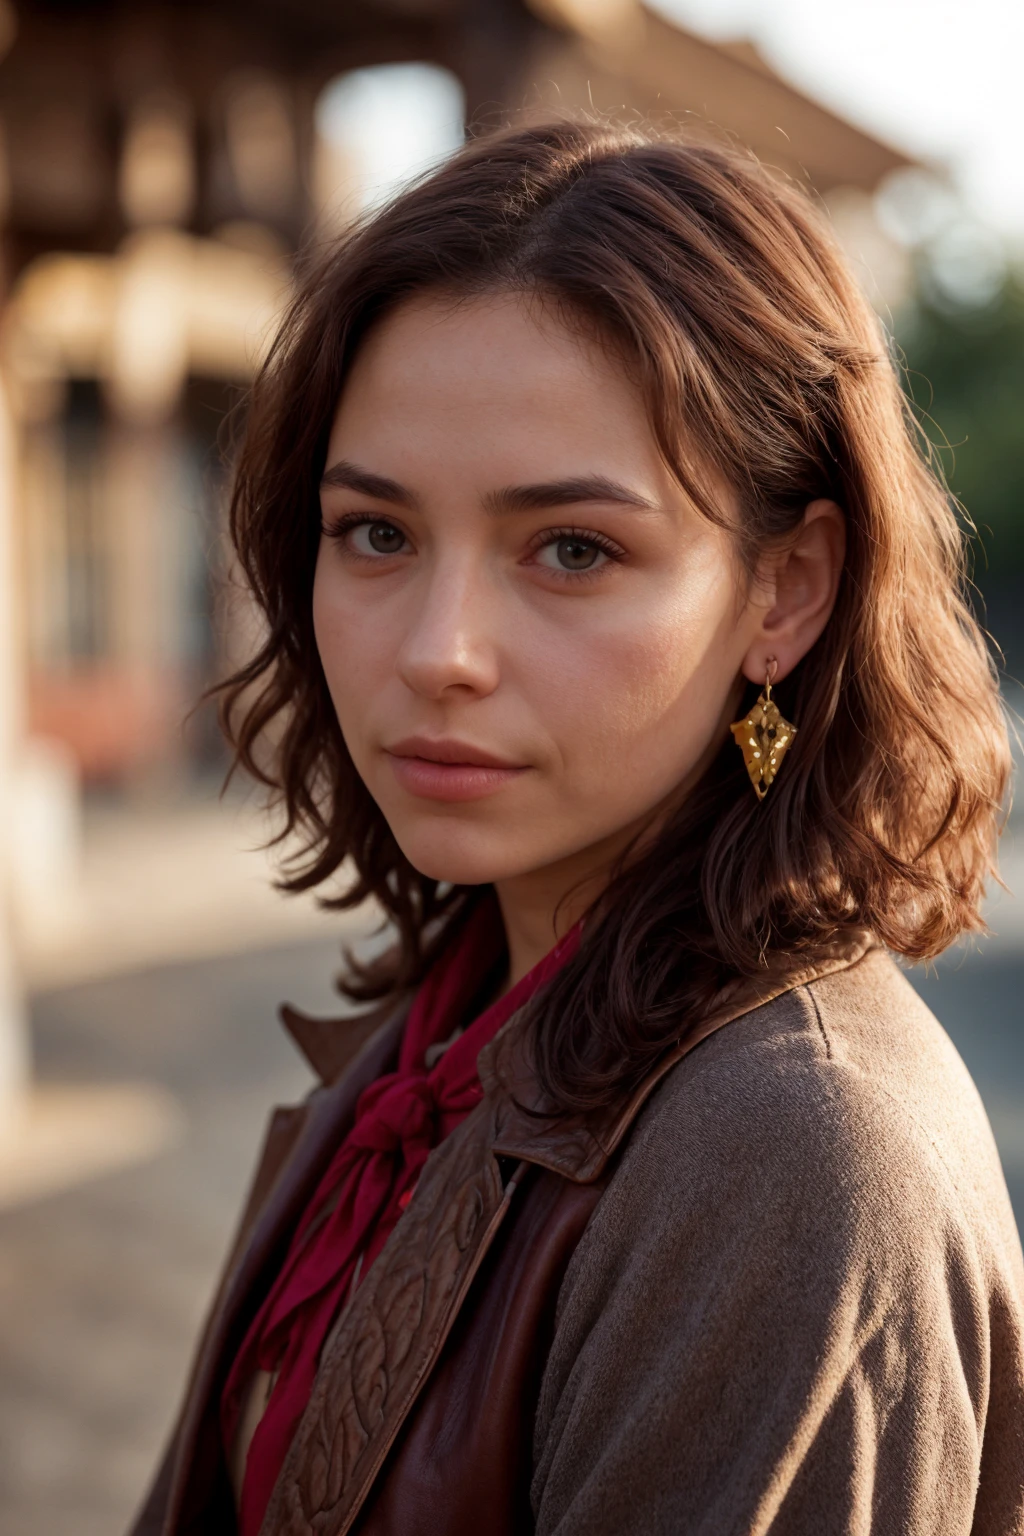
xmin=259 ymin=929 xmax=878 ymax=1536
xmin=280 ymin=932 xmax=877 ymax=1186
xmin=279 ymin=990 xmax=416 ymax=1086
xmin=479 ymin=930 xmax=877 ymax=1183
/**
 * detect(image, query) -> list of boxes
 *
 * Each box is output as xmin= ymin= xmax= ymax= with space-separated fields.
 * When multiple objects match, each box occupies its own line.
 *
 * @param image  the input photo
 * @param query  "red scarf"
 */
xmin=222 ymin=897 xmax=578 ymax=1535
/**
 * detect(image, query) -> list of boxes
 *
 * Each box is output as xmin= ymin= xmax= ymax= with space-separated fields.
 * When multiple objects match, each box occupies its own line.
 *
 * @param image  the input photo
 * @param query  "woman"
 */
xmin=132 ymin=121 xmax=1024 ymax=1535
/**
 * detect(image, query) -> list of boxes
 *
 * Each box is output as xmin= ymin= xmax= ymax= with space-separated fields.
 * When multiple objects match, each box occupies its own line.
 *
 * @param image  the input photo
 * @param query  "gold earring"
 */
xmin=730 ymin=659 xmax=797 ymax=801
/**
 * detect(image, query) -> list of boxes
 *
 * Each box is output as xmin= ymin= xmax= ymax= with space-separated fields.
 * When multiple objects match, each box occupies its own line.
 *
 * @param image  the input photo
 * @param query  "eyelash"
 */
xmin=321 ymin=512 xmax=627 ymax=578
xmin=321 ymin=511 xmax=389 ymax=544
xmin=524 ymin=525 xmax=626 ymax=579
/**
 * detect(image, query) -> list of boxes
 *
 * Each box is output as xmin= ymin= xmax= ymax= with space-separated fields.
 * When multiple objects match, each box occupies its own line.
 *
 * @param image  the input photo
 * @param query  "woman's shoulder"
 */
xmin=589 ymin=946 xmax=1021 ymax=1289
xmin=534 ymin=951 xmax=1024 ymax=1536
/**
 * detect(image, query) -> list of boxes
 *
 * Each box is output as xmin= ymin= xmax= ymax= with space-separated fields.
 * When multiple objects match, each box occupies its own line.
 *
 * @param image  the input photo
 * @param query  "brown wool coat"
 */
xmin=131 ymin=939 xmax=1024 ymax=1536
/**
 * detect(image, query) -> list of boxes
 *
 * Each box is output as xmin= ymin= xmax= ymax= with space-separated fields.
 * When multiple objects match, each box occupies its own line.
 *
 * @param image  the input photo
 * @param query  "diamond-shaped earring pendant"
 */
xmin=730 ymin=666 xmax=797 ymax=801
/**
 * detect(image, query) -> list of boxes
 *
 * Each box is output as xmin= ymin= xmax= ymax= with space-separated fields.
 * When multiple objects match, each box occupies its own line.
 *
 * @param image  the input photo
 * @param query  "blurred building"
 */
xmin=0 ymin=0 xmax=909 ymax=793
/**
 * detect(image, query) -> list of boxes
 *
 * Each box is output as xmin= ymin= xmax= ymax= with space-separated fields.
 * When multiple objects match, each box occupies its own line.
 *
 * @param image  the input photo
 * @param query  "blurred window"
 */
xmin=119 ymin=97 xmax=195 ymax=228
xmin=61 ymin=378 xmax=108 ymax=662
xmin=222 ymin=71 xmax=297 ymax=223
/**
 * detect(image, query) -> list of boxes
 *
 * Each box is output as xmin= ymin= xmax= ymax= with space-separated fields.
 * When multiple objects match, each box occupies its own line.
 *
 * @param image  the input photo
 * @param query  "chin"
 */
xmin=391 ymin=822 xmax=537 ymax=888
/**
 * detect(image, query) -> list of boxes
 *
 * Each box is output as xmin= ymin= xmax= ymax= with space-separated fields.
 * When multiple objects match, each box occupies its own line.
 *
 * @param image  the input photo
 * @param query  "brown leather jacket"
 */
xmin=130 ymin=935 xmax=1024 ymax=1536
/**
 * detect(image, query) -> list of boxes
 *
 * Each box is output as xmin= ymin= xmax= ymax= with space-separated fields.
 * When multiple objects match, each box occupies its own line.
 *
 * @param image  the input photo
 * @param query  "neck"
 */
xmin=493 ymin=827 xmax=635 ymax=987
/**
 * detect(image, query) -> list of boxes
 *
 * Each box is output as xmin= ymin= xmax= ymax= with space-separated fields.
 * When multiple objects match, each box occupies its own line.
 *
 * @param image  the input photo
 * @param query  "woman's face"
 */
xmin=314 ymin=292 xmax=765 ymax=890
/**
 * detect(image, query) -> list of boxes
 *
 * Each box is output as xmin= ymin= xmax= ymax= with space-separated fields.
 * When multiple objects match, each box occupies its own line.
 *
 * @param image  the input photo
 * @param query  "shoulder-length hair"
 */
xmin=220 ymin=118 xmax=1009 ymax=1112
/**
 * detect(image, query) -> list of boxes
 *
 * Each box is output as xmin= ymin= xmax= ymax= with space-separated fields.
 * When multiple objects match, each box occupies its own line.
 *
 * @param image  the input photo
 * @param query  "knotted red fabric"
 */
xmin=222 ymin=896 xmax=579 ymax=1535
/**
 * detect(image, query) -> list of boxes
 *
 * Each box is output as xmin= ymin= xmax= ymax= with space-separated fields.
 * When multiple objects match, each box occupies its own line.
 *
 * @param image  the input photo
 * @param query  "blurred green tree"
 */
xmin=896 ymin=270 xmax=1024 ymax=669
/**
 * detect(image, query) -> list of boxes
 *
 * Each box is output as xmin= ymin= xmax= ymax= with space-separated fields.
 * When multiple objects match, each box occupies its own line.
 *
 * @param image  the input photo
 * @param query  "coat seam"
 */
xmin=803 ymin=983 xmax=833 ymax=1061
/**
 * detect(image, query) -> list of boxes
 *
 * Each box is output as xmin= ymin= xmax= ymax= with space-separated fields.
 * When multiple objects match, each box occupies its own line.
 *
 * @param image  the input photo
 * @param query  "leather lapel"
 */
xmin=261 ymin=1099 xmax=516 ymax=1536
xmin=280 ymin=1001 xmax=401 ymax=1091
xmin=161 ymin=1002 xmax=410 ymax=1535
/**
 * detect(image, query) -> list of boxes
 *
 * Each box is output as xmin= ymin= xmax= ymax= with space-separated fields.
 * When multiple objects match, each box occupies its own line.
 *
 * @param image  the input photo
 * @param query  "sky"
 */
xmin=653 ymin=0 xmax=1024 ymax=241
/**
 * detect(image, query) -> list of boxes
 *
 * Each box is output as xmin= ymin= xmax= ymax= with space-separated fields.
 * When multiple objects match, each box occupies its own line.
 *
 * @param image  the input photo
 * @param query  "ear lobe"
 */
xmin=742 ymin=499 xmax=845 ymax=686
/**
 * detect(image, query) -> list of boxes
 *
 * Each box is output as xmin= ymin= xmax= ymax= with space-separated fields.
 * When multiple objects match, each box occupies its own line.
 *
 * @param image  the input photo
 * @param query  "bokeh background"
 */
xmin=0 ymin=2 xmax=1020 ymax=1532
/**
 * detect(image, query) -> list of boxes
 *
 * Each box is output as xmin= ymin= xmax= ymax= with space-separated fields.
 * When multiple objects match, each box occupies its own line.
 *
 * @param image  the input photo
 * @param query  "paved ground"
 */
xmin=0 ymin=937 xmax=338 ymax=1536
xmin=0 ymin=929 xmax=1022 ymax=1536
xmin=17 ymin=795 xmax=348 ymax=992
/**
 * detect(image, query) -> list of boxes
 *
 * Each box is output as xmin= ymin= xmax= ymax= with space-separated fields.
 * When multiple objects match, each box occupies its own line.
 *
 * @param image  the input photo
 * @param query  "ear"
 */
xmin=741 ymin=499 xmax=846 ymax=686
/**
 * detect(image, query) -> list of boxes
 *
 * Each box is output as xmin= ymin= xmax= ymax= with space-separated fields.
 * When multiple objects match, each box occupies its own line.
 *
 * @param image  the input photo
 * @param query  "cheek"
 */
xmin=532 ymin=566 xmax=740 ymax=784
xmin=311 ymin=557 xmax=391 ymax=736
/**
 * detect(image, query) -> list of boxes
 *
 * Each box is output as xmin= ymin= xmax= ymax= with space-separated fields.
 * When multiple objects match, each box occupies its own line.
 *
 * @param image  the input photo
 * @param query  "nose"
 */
xmin=395 ymin=554 xmax=500 ymax=700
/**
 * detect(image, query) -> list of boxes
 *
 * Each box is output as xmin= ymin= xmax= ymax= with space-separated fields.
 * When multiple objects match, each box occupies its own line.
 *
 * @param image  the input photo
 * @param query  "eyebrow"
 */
xmin=320 ymin=460 xmax=416 ymax=506
xmin=319 ymin=461 xmax=655 ymax=515
xmin=484 ymin=476 xmax=656 ymax=515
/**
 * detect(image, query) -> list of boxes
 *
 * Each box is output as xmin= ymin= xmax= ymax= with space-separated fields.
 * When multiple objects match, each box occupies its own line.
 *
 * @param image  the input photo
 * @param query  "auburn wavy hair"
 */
xmin=220 ymin=119 xmax=1010 ymax=1112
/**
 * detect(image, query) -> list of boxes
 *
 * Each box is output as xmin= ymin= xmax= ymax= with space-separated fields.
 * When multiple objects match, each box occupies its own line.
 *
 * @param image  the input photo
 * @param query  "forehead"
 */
xmin=326 ymin=290 xmax=660 ymax=483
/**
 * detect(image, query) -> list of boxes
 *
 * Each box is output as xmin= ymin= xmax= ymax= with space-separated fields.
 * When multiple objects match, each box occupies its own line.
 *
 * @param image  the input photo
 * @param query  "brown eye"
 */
xmin=558 ymin=538 xmax=599 ymax=569
xmin=349 ymin=521 xmax=409 ymax=557
xmin=368 ymin=523 xmax=404 ymax=553
xmin=536 ymin=535 xmax=608 ymax=573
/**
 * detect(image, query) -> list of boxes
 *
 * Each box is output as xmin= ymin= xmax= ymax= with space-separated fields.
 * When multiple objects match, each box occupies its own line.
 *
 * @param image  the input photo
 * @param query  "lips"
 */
xmin=387 ymin=736 xmax=522 ymax=769
xmin=384 ymin=737 xmax=528 ymax=802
